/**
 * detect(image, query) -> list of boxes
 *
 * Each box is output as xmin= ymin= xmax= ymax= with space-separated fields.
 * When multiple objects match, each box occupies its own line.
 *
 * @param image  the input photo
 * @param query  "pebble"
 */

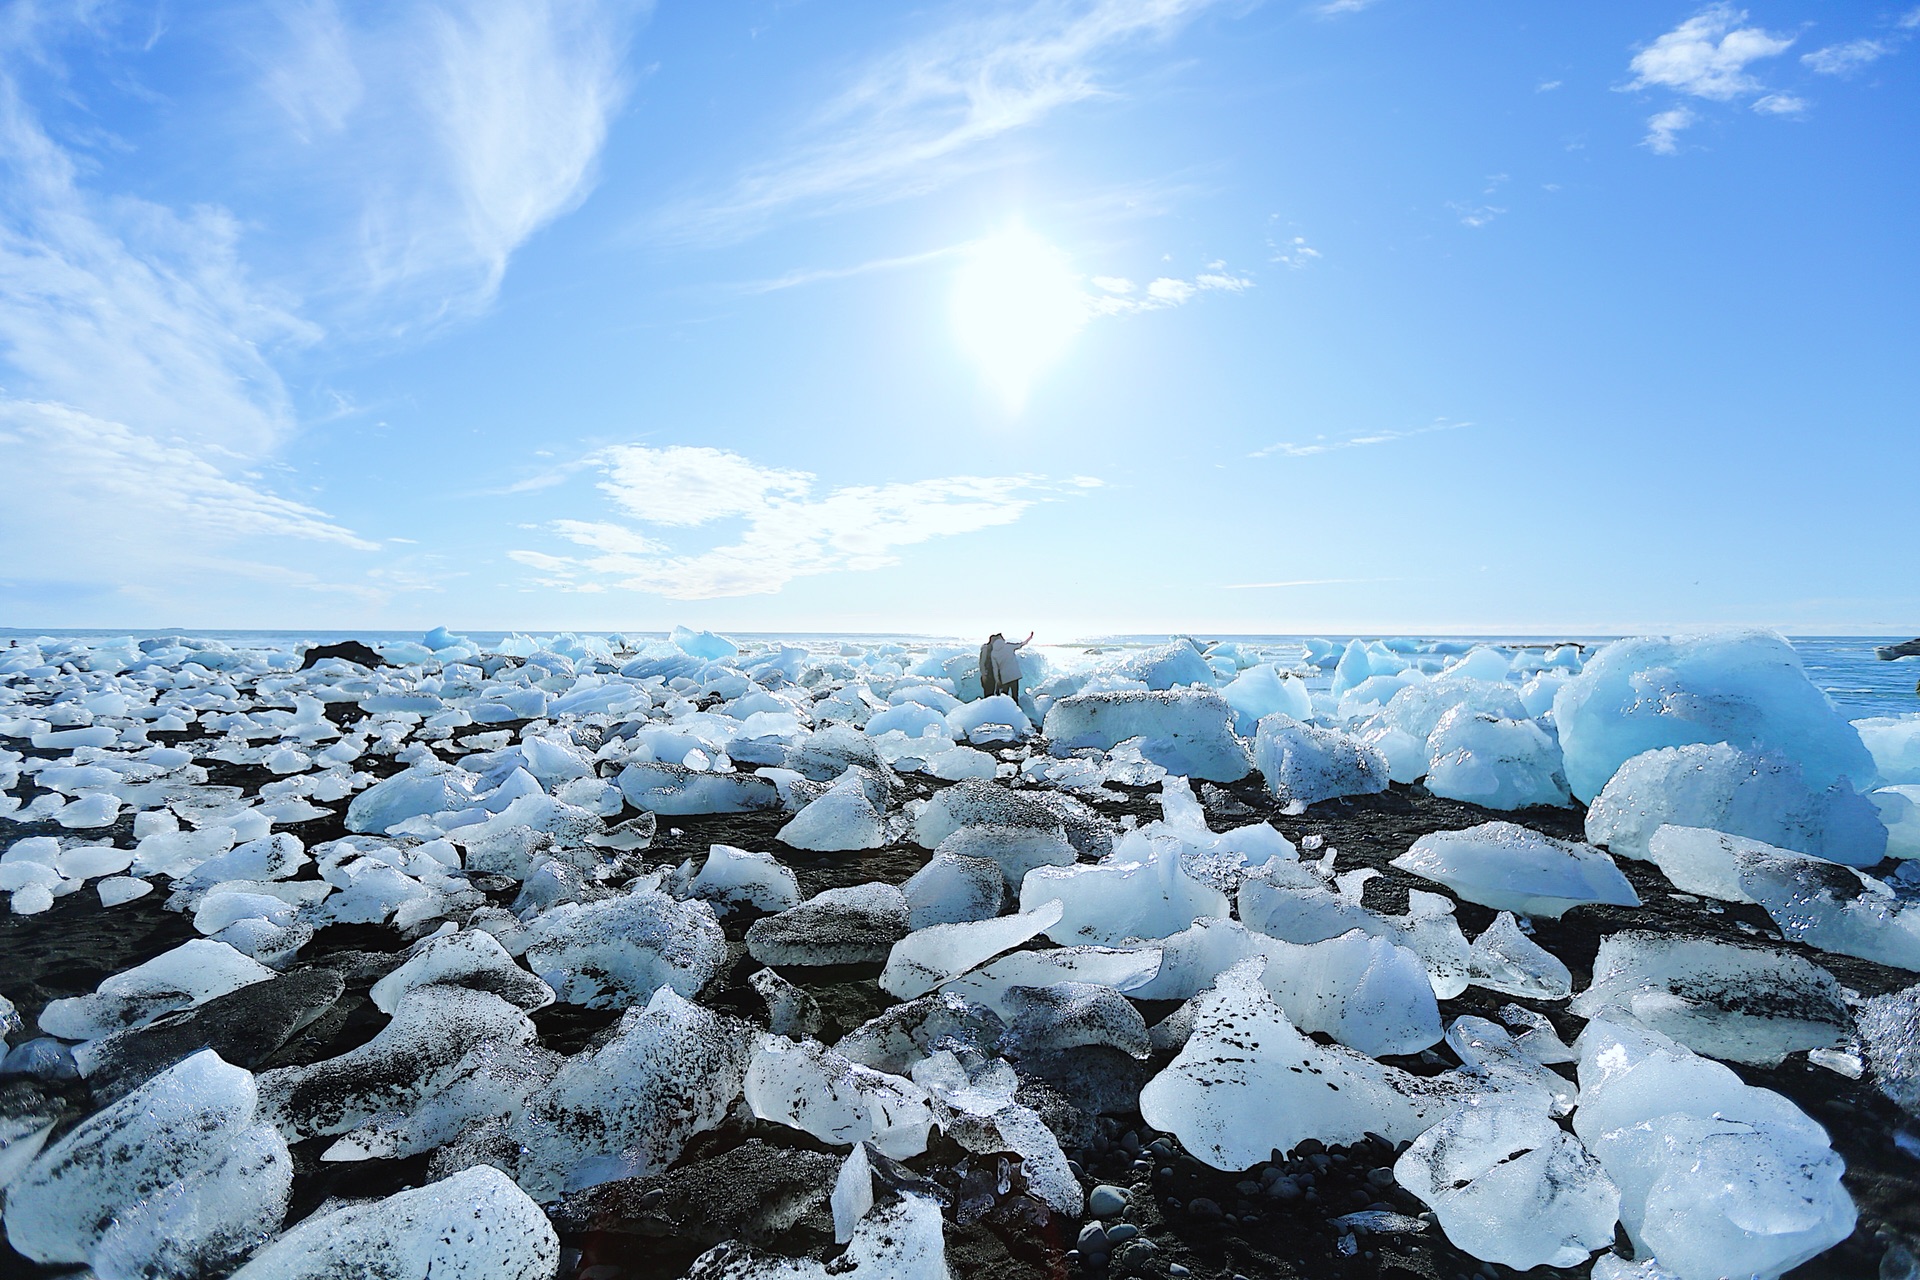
xmin=1188 ymin=1197 xmax=1223 ymax=1220
xmin=1089 ymin=1185 xmax=1129 ymax=1218
xmin=1169 ymin=1267 xmax=1190 ymax=1277
xmin=1108 ymin=1224 xmax=1139 ymax=1244
xmin=1077 ymin=1222 xmax=1109 ymax=1256
xmin=1367 ymin=1167 xmax=1396 ymax=1189
xmin=1269 ymin=1176 xmax=1301 ymax=1200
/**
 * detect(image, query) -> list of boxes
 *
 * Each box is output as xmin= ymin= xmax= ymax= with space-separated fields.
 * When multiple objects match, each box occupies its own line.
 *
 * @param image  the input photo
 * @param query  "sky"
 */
xmin=0 ymin=0 xmax=1915 ymax=638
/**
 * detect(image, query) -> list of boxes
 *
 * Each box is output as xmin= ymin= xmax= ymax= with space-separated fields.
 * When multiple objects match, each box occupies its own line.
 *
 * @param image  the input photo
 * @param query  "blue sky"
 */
xmin=0 ymin=0 xmax=1915 ymax=637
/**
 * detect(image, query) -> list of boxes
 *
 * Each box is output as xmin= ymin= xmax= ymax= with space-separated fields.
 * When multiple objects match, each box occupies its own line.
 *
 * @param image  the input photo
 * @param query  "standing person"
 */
xmin=980 ymin=631 xmax=1034 ymax=701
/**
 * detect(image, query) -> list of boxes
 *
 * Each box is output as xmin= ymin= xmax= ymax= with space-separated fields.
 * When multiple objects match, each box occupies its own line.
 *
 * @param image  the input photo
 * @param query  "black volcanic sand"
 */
xmin=3 ymin=730 xmax=1919 ymax=1280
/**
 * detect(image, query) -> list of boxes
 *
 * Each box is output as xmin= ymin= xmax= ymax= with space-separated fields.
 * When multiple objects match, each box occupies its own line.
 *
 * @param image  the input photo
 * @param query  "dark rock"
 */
xmin=83 ymin=967 xmax=345 ymax=1103
xmin=1188 ymin=1196 xmax=1223 ymax=1220
xmin=553 ymin=1139 xmax=838 ymax=1248
xmin=298 ymin=641 xmax=389 ymax=670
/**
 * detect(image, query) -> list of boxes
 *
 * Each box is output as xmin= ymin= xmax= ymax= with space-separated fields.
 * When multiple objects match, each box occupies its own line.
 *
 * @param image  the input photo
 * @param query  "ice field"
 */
xmin=1 ymin=627 xmax=1918 ymax=1279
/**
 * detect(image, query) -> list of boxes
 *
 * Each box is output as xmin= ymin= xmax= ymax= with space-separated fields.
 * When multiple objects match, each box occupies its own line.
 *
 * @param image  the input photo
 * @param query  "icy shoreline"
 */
xmin=1 ymin=629 xmax=1917 ymax=1280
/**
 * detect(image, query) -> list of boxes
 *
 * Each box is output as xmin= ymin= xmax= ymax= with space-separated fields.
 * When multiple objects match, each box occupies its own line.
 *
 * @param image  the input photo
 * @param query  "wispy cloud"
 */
xmin=1802 ymin=38 xmax=1892 ymax=76
xmin=511 ymin=445 xmax=1094 ymax=598
xmin=665 ymin=0 xmax=1227 ymax=240
xmin=1083 ymin=262 xmax=1252 ymax=315
xmin=264 ymin=0 xmax=643 ymax=319
xmin=1249 ymin=420 xmax=1468 ymax=459
xmin=1751 ymin=92 xmax=1807 ymax=115
xmin=1221 ymin=577 xmax=1385 ymax=589
xmin=739 ymin=243 xmax=970 ymax=294
xmin=1313 ymin=0 xmax=1380 ymax=15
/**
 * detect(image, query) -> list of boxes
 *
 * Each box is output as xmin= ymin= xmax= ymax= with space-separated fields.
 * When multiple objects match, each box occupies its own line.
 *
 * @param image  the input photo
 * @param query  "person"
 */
xmin=979 ymin=630 xmax=1034 ymax=700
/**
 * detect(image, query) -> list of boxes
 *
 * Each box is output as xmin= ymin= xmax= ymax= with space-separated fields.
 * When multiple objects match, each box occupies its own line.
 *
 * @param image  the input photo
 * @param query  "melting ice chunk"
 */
xmin=1392 ymin=822 xmax=1640 ymax=919
xmin=1572 ymin=1020 xmax=1856 ymax=1280
xmin=1469 ymin=911 xmax=1573 ymax=999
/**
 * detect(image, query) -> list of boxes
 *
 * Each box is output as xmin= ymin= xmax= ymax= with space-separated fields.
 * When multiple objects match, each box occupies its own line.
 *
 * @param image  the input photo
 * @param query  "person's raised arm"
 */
xmin=1016 ymin=631 xmax=1034 ymax=648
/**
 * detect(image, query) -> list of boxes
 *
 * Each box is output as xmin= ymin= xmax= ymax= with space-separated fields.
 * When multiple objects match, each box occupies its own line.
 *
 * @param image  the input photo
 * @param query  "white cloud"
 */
xmin=1644 ymin=105 xmax=1697 ymax=154
xmin=1268 ymin=232 xmax=1322 ymax=268
xmin=1314 ymin=0 xmax=1380 ymax=14
xmin=1752 ymin=92 xmax=1807 ymax=114
xmin=1084 ymin=265 xmax=1252 ymax=315
xmin=672 ymin=0 xmax=1226 ymax=238
xmin=1537 ymin=79 xmax=1563 ymax=92
xmin=1626 ymin=5 xmax=1794 ymax=101
xmin=513 ymin=445 xmax=1089 ymax=599
xmin=1903 ymin=7 xmax=1920 ymax=31
xmin=1250 ymin=420 xmax=1468 ymax=459
xmin=1802 ymin=38 xmax=1892 ymax=75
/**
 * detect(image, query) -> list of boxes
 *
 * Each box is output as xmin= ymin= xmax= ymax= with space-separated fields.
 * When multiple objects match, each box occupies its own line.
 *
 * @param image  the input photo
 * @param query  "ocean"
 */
xmin=1 ymin=629 xmax=1914 ymax=721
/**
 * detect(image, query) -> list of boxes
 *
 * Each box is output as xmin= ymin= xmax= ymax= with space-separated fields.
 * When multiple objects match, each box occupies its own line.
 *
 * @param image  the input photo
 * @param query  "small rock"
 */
xmin=1188 ymin=1197 xmax=1223 ymax=1220
xmin=1089 ymin=1184 xmax=1129 ymax=1218
xmin=1108 ymin=1224 xmax=1140 ymax=1245
xmin=1077 ymin=1222 xmax=1110 ymax=1256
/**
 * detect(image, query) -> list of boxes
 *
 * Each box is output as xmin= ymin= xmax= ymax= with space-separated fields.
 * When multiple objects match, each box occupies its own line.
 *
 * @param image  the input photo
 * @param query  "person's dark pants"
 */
xmin=1002 ymin=680 xmax=1020 ymax=701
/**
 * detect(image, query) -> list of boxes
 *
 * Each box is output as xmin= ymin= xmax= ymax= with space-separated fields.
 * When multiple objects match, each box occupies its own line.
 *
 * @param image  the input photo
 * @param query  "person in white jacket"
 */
xmin=978 ymin=631 xmax=1033 ymax=699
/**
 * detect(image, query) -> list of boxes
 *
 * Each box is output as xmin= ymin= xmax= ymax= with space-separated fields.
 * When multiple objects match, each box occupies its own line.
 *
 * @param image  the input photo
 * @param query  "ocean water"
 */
xmin=2 ymin=628 xmax=1915 ymax=720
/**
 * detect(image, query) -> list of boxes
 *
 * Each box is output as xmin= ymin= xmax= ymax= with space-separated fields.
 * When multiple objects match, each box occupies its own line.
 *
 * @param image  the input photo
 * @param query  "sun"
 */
xmin=951 ymin=224 xmax=1088 ymax=411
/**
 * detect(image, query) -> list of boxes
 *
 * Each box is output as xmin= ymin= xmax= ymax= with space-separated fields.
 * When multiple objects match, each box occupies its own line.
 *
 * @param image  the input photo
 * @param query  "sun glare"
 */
xmin=951 ymin=225 xmax=1088 ymax=410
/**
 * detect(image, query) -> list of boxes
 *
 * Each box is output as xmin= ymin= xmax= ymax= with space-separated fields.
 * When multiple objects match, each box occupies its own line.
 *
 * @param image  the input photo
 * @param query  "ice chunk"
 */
xmin=618 ymin=762 xmax=782 ymax=814
xmin=831 ymin=1142 xmax=874 ymax=1243
xmin=1735 ymin=845 xmax=1920 ymax=970
xmin=910 ymin=1048 xmax=1083 ymax=1215
xmin=901 ymin=849 xmax=1004 ymax=928
xmin=173 ymin=833 xmax=307 ymax=889
xmin=39 ymin=939 xmax=274 ymax=1041
xmin=1423 ymin=708 xmax=1572 ymax=810
xmin=1393 ymin=1094 xmax=1617 ymax=1270
xmin=510 ymin=988 xmax=755 ymax=1197
xmin=1444 ymin=1017 xmax=1578 ymax=1115
xmin=4 ymin=1051 xmax=284 ymax=1270
xmin=1392 ymin=822 xmax=1640 ymax=918
xmin=684 ymin=844 xmax=803 ymax=914
xmin=1139 ymin=960 xmax=1481 ymax=1169
xmin=878 ymin=899 xmax=1064 ymax=999
xmin=89 ymin=1124 xmax=291 ymax=1280
xmin=525 ymin=887 xmax=728 ymax=1006
xmin=1572 ymin=1020 xmax=1855 ymax=1280
xmin=1002 ymin=982 xmax=1150 ymax=1059
xmin=1129 ymin=918 xmax=1441 ymax=1057
xmin=1857 ymin=983 xmax=1920 ymax=1118
xmin=947 ymin=693 xmax=1033 ymax=742
xmin=1643 ymin=823 xmax=1762 ymax=901
xmin=750 ymin=967 xmax=825 ymax=1039
xmin=258 ymin=988 xmax=535 ymax=1139
xmin=913 ymin=779 xmax=1112 ymax=858
xmin=1873 ymin=784 xmax=1920 ymax=858
xmin=748 ymin=883 xmax=910 ymax=967
xmin=371 ymin=929 xmax=555 ymax=1014
xmin=1220 ymin=663 xmax=1312 ymax=732
xmin=1239 ymin=862 xmax=1473 ymax=998
xmin=778 ymin=769 xmax=888 ymax=851
xmin=1469 ymin=912 xmax=1572 ymax=999
xmin=1586 ymin=743 xmax=1886 ymax=865
xmin=228 ymin=1165 xmax=556 ymax=1280
xmin=1252 ymin=714 xmax=1389 ymax=806
xmin=345 ymin=763 xmax=480 ymax=835
xmin=1568 ymin=931 xmax=1851 ymax=1066
xmin=1020 ymin=838 xmax=1228 ymax=946
xmin=1042 ymin=688 xmax=1252 ymax=782
xmin=684 ymin=1191 xmax=947 ymax=1280
xmin=1497 ymin=1004 xmax=1577 ymax=1064
xmin=938 ymin=946 xmax=1162 ymax=1016
xmin=932 ymin=824 xmax=1076 ymax=892
xmin=322 ymin=1037 xmax=562 ymax=1164
xmin=1856 ymin=714 xmax=1920 ymax=785
xmin=744 ymin=1036 xmax=937 ymax=1159
xmin=1553 ymin=631 xmax=1878 ymax=803
xmin=834 ymin=993 xmax=1005 ymax=1074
